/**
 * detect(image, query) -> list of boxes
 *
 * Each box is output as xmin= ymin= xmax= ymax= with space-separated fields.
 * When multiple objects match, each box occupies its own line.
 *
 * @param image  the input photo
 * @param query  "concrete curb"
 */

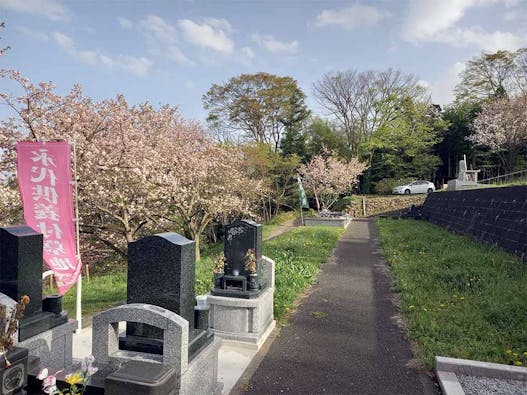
xmin=435 ymin=356 xmax=527 ymax=395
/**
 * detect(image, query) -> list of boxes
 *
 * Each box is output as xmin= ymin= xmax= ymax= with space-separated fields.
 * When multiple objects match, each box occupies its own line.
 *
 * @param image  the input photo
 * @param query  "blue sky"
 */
xmin=1 ymin=0 xmax=526 ymax=123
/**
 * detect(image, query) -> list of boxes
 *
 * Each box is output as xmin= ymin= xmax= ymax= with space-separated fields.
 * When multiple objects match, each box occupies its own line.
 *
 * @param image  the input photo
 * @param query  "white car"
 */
xmin=392 ymin=180 xmax=435 ymax=195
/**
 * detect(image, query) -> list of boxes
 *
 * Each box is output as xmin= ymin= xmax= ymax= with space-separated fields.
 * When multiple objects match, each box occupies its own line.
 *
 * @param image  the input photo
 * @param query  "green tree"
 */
xmin=203 ymin=72 xmax=310 ymax=151
xmin=241 ymin=144 xmax=301 ymax=220
xmin=366 ymin=98 xmax=446 ymax=188
xmin=304 ymin=117 xmax=346 ymax=161
xmin=455 ymin=49 xmax=527 ymax=102
xmin=434 ymin=102 xmax=480 ymax=182
xmin=313 ymin=68 xmax=425 ymax=159
xmin=281 ymin=117 xmax=346 ymax=163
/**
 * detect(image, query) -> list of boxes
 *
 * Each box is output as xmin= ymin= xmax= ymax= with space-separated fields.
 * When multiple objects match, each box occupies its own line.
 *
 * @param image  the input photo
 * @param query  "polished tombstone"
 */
xmin=211 ymin=220 xmax=265 ymax=299
xmin=120 ymin=233 xmax=211 ymax=359
xmin=0 ymin=226 xmax=75 ymax=370
xmin=92 ymin=304 xmax=222 ymax=395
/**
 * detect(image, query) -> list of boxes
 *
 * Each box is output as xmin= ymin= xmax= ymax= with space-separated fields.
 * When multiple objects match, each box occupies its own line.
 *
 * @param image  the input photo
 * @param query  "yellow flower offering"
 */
xmin=65 ymin=372 xmax=84 ymax=385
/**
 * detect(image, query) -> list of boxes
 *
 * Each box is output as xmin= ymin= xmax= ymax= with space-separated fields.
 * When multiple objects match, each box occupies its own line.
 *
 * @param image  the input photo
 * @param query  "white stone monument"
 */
xmin=447 ymin=155 xmax=480 ymax=191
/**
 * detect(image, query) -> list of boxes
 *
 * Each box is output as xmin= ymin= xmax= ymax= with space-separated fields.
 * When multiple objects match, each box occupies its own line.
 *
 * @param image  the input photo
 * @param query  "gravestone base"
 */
xmin=180 ymin=336 xmax=223 ymax=395
xmin=105 ymin=360 xmax=178 ymax=395
xmin=305 ymin=216 xmax=351 ymax=228
xmin=447 ymin=179 xmax=479 ymax=191
xmin=17 ymin=319 xmax=76 ymax=370
xmin=207 ymin=287 xmax=275 ymax=348
xmin=18 ymin=311 xmax=69 ymax=341
xmin=89 ymin=337 xmax=223 ymax=395
xmin=210 ymin=275 xmax=266 ymax=299
xmin=119 ymin=328 xmax=213 ymax=361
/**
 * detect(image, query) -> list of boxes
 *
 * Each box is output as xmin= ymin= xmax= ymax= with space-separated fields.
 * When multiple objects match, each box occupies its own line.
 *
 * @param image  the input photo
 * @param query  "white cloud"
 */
xmin=51 ymin=31 xmax=153 ymax=76
xmin=52 ymin=31 xmax=74 ymax=52
xmin=428 ymin=61 xmax=466 ymax=106
xmin=178 ymin=19 xmax=234 ymax=55
xmin=137 ymin=15 xmax=192 ymax=65
xmin=76 ymin=50 xmax=99 ymax=65
xmin=16 ymin=26 xmax=49 ymax=42
xmin=442 ymin=28 xmax=527 ymax=52
xmin=402 ymin=0 xmax=476 ymax=42
xmin=118 ymin=17 xmax=133 ymax=30
xmin=140 ymin=15 xmax=178 ymax=44
xmin=402 ymin=0 xmax=527 ymax=51
xmin=315 ymin=3 xmax=388 ymax=30
xmin=203 ymin=18 xmax=232 ymax=33
xmin=166 ymin=46 xmax=193 ymax=65
xmin=0 ymin=0 xmax=69 ymax=21
xmin=241 ymin=46 xmax=255 ymax=59
xmin=117 ymin=55 xmax=153 ymax=76
xmin=239 ymin=46 xmax=255 ymax=65
xmin=251 ymin=34 xmax=298 ymax=54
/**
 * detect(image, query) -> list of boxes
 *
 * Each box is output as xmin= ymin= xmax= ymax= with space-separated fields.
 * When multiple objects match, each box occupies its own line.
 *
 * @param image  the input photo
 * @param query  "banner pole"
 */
xmin=72 ymin=140 xmax=82 ymax=332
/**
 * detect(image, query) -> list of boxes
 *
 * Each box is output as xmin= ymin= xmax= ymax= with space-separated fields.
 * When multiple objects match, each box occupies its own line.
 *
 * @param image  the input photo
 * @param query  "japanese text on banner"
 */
xmin=17 ymin=141 xmax=80 ymax=294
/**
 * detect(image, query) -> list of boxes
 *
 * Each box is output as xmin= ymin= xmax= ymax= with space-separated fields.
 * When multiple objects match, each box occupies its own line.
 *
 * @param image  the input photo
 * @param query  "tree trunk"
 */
xmin=194 ymin=234 xmax=201 ymax=262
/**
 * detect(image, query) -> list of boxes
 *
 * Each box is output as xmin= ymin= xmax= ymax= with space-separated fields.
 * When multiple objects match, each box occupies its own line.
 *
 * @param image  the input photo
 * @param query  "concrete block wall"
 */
xmin=421 ymin=186 xmax=527 ymax=260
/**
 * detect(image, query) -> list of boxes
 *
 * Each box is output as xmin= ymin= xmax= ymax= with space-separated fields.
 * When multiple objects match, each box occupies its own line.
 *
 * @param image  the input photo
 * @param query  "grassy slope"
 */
xmin=376 ymin=218 xmax=527 ymax=369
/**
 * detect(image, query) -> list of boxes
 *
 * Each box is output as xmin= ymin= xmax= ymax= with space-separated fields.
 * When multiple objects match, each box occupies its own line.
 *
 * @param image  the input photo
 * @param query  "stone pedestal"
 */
xmin=18 ymin=319 xmax=76 ymax=370
xmin=207 ymin=286 xmax=275 ymax=349
xmin=180 ymin=336 xmax=223 ymax=395
xmin=447 ymin=179 xmax=479 ymax=191
xmin=92 ymin=303 xmax=222 ymax=395
xmin=305 ymin=216 xmax=351 ymax=228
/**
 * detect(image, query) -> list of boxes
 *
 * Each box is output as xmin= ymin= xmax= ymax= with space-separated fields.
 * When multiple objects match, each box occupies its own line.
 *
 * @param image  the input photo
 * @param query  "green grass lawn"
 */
xmin=375 ymin=218 xmax=527 ymax=369
xmin=61 ymin=219 xmax=341 ymax=325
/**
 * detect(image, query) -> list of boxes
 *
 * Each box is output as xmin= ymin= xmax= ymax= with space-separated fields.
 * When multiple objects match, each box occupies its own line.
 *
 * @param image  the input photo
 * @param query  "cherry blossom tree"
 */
xmin=155 ymin=133 xmax=264 ymax=260
xmin=469 ymin=95 xmax=527 ymax=172
xmin=0 ymin=70 xmax=262 ymax=261
xmin=300 ymin=152 xmax=367 ymax=211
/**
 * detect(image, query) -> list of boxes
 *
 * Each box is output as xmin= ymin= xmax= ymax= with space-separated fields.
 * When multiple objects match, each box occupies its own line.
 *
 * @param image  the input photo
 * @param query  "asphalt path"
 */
xmin=237 ymin=218 xmax=438 ymax=395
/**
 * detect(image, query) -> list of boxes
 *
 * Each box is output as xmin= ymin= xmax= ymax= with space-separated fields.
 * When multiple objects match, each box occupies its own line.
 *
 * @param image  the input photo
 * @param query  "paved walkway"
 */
xmin=263 ymin=218 xmax=300 ymax=241
xmin=236 ymin=218 xmax=438 ymax=394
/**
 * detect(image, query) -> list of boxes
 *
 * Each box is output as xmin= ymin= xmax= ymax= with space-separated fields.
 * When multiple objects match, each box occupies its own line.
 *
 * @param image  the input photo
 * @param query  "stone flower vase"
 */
xmin=0 ymin=346 xmax=28 ymax=394
xmin=247 ymin=273 xmax=258 ymax=290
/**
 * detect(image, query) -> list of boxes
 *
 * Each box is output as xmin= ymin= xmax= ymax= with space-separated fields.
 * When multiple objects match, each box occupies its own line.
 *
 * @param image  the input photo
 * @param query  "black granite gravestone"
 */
xmin=120 ymin=233 xmax=211 ymax=359
xmin=211 ymin=220 xmax=265 ymax=299
xmin=0 ymin=226 xmax=43 ymax=316
xmin=0 ymin=226 xmax=68 ymax=341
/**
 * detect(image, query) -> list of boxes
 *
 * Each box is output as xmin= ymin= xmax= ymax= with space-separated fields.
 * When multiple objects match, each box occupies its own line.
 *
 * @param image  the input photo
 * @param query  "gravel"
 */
xmin=458 ymin=374 xmax=527 ymax=395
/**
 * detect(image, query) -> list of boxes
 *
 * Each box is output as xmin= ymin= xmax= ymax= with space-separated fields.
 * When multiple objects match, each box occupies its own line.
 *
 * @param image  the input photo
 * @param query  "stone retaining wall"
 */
xmin=421 ymin=186 xmax=526 ymax=260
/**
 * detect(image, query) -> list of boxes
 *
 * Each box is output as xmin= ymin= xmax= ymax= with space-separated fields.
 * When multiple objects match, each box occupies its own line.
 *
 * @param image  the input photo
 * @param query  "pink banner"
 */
xmin=17 ymin=141 xmax=80 ymax=294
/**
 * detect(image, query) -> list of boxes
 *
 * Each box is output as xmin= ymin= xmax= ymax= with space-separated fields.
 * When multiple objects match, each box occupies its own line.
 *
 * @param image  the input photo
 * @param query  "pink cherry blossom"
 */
xmin=300 ymin=152 xmax=367 ymax=210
